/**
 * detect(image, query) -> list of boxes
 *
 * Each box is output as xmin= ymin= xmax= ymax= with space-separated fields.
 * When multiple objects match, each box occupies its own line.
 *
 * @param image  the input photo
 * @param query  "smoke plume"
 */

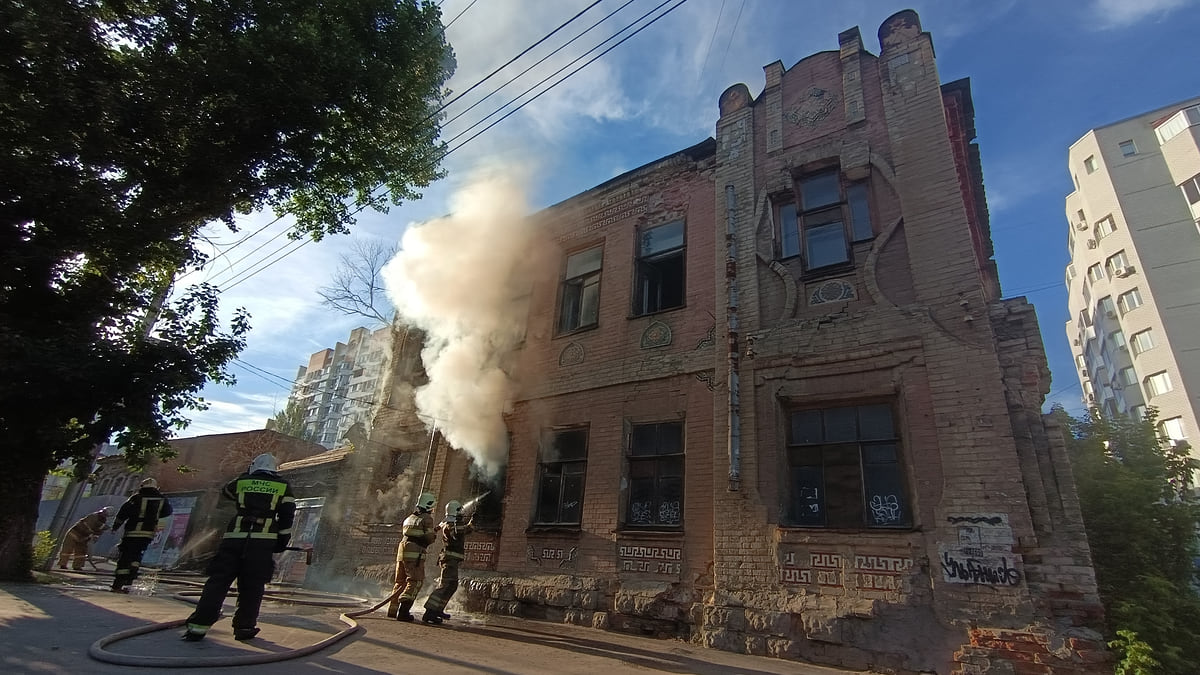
xmin=382 ymin=172 xmax=555 ymax=479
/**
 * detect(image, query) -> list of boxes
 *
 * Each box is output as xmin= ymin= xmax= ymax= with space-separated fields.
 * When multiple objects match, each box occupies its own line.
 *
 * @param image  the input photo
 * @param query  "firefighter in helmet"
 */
xmin=182 ymin=453 xmax=295 ymax=642
xmin=58 ymin=507 xmax=111 ymax=570
xmin=110 ymin=477 xmax=173 ymax=592
xmin=388 ymin=490 xmax=437 ymax=621
xmin=421 ymin=499 xmax=475 ymax=624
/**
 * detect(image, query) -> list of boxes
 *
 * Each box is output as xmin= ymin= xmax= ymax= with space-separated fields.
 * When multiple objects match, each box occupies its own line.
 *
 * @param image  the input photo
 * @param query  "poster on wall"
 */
xmin=141 ymin=495 xmax=198 ymax=568
xmin=276 ymin=497 xmax=324 ymax=584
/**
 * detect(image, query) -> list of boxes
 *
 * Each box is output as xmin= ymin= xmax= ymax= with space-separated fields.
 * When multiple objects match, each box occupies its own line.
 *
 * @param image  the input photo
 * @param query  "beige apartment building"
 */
xmin=1065 ymin=96 xmax=1200 ymax=456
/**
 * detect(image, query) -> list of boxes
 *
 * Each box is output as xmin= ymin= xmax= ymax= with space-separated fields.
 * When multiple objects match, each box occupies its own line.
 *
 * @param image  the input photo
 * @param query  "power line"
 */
xmin=443 ymin=0 xmax=478 ymax=29
xmin=213 ymin=0 xmax=693 ymax=294
xmin=698 ymin=0 xmax=727 ymax=81
xmin=446 ymin=0 xmax=692 ymax=154
xmin=717 ymin=0 xmax=745 ymax=75
xmin=207 ymin=2 xmax=631 ymax=292
xmin=440 ymin=0 xmax=638 ymax=131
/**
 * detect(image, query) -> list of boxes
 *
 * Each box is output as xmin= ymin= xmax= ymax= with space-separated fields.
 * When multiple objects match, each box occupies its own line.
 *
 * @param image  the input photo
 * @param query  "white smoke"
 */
xmin=381 ymin=171 xmax=555 ymax=479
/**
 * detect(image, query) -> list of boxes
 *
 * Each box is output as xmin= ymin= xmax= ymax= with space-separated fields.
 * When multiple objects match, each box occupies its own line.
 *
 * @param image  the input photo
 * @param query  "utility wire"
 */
xmin=441 ymin=0 xmax=638 ymax=130
xmin=698 ymin=0 xmax=727 ymax=82
xmin=435 ymin=0 xmax=606 ymax=123
xmin=446 ymin=0 xmax=692 ymax=153
xmin=207 ymin=1 xmax=632 ymax=292
xmin=213 ymin=0 xmax=693 ymax=294
xmin=717 ymin=0 xmax=745 ymax=75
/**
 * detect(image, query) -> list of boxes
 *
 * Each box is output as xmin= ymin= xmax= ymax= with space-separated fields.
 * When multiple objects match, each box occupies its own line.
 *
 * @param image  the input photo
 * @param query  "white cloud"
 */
xmin=1089 ymin=0 xmax=1196 ymax=29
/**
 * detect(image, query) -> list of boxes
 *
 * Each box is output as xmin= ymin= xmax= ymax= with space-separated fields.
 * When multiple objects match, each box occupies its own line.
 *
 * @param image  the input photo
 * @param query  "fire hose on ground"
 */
xmin=86 ymin=546 xmax=410 ymax=668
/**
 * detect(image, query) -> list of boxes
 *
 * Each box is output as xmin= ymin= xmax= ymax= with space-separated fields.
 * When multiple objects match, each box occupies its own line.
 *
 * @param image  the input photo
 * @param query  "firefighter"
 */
xmin=421 ymin=499 xmax=475 ymax=624
xmin=110 ymin=478 xmax=173 ymax=593
xmin=57 ymin=507 xmax=110 ymax=570
xmin=182 ymin=453 xmax=295 ymax=642
xmin=387 ymin=491 xmax=437 ymax=622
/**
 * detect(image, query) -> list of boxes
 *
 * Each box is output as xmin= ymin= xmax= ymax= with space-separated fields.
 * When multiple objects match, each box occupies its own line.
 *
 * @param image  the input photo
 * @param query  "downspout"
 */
xmin=420 ymin=423 xmax=439 ymax=493
xmin=725 ymin=185 xmax=741 ymax=492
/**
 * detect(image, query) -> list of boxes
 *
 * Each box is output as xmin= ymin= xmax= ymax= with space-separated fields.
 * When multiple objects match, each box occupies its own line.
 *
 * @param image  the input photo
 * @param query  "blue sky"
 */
xmin=180 ymin=0 xmax=1200 ymax=435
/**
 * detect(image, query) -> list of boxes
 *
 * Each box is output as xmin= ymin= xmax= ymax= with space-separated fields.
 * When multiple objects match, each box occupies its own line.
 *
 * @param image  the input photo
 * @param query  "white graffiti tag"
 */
xmin=869 ymin=494 xmax=901 ymax=523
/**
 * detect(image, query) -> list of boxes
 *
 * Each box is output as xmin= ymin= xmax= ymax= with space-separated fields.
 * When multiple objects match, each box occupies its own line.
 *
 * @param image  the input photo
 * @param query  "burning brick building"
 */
xmin=430 ymin=10 xmax=1106 ymax=674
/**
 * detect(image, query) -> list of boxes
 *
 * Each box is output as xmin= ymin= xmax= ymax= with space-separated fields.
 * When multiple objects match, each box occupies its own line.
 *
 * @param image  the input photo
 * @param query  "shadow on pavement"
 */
xmin=0 ymin=582 xmax=386 ymax=674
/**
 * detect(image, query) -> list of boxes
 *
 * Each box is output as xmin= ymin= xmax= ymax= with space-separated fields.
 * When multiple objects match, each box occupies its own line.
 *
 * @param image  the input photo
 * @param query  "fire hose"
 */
xmin=87 ymin=546 xmax=408 ymax=668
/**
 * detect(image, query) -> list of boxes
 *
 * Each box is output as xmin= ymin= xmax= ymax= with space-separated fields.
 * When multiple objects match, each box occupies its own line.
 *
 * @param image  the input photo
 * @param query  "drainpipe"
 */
xmin=725 ymin=185 xmax=741 ymax=492
xmin=420 ymin=422 xmax=439 ymax=493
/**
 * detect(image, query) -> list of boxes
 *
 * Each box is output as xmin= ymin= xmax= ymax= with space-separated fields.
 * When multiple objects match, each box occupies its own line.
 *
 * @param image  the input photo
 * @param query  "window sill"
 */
xmin=799 ymin=262 xmax=856 ymax=283
xmin=553 ymin=324 xmax=600 ymax=341
xmin=777 ymin=524 xmax=916 ymax=534
xmin=628 ymin=303 xmax=687 ymax=320
xmin=614 ymin=528 xmax=684 ymax=538
xmin=525 ymin=525 xmax=583 ymax=536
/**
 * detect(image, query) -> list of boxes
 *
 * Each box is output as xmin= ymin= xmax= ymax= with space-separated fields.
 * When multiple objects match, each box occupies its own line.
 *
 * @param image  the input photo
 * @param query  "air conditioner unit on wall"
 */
xmin=1114 ymin=266 xmax=1135 ymax=277
xmin=1076 ymin=222 xmax=1089 ymax=230
xmin=1073 ymin=338 xmax=1081 ymax=346
xmin=1086 ymin=393 xmax=1096 ymax=403
xmin=1087 ymin=239 xmax=1099 ymax=249
xmin=1106 ymin=310 xmax=1117 ymax=319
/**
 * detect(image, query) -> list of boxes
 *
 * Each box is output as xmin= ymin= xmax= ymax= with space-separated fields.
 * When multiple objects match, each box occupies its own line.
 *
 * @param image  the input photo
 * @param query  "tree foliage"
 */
xmin=266 ymin=398 xmax=315 ymax=443
xmin=1059 ymin=406 xmax=1200 ymax=674
xmin=0 ymin=0 xmax=454 ymax=580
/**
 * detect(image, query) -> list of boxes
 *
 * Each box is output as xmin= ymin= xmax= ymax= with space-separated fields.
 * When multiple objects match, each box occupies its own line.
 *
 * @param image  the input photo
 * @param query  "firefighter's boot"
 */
xmin=396 ymin=599 xmax=415 ymax=622
xmin=421 ymin=609 xmax=443 ymax=625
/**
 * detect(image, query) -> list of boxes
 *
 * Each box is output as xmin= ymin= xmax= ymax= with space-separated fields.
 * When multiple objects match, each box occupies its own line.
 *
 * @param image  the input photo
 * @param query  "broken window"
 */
xmin=785 ymin=403 xmax=910 ymax=529
xmin=534 ymin=427 xmax=588 ymax=526
xmin=558 ymin=246 xmax=602 ymax=334
xmin=625 ymin=421 xmax=684 ymax=528
xmin=633 ymin=221 xmax=685 ymax=315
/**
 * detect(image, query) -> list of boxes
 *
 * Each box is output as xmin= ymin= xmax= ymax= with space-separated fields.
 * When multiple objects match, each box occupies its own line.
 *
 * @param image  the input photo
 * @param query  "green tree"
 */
xmin=0 ymin=0 xmax=454 ymax=580
xmin=266 ymin=399 xmax=315 ymax=443
xmin=1059 ymin=406 xmax=1200 ymax=674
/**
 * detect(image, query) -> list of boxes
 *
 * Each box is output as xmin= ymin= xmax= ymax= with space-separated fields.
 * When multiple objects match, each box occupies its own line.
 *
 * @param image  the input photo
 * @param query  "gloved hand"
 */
xmin=274 ymin=536 xmax=290 ymax=554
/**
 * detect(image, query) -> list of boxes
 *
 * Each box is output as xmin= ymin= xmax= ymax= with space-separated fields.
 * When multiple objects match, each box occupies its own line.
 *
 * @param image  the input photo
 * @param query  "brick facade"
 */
xmin=447 ymin=11 xmax=1106 ymax=674
xmin=281 ymin=12 xmax=1106 ymax=673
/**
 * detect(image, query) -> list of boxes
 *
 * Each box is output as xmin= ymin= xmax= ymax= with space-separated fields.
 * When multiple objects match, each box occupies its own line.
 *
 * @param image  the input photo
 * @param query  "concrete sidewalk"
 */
xmin=1 ymin=575 xmax=856 ymax=674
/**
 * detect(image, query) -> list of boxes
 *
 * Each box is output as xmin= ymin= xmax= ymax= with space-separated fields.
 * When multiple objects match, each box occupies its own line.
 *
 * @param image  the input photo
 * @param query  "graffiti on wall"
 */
xmin=938 ymin=512 xmax=1022 ymax=586
xmin=779 ymin=549 xmax=914 ymax=594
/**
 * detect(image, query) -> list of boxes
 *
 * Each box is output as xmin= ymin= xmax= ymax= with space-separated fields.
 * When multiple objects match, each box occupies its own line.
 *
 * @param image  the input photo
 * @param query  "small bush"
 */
xmin=1110 ymin=630 xmax=1159 ymax=675
xmin=32 ymin=530 xmax=56 ymax=568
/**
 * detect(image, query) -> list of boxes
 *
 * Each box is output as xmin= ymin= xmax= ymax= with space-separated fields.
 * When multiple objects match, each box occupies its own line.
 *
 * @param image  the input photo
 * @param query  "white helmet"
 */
xmin=445 ymin=500 xmax=463 ymax=522
xmin=140 ymin=477 xmax=158 ymax=489
xmin=416 ymin=491 xmax=437 ymax=512
xmin=249 ymin=453 xmax=278 ymax=474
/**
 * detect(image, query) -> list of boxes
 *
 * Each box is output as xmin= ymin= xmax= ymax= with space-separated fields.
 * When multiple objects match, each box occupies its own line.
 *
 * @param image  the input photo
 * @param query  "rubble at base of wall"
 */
xmin=953 ymin=627 xmax=1112 ymax=675
xmin=462 ymin=572 xmax=1016 ymax=673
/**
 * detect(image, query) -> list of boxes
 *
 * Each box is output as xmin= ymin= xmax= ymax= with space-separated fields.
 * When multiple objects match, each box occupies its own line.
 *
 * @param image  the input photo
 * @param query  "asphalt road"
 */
xmin=0 ymin=576 xmax=855 ymax=674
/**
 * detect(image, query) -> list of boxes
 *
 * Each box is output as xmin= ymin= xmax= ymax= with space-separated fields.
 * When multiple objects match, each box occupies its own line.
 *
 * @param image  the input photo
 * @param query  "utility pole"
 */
xmin=42 ymin=272 xmax=175 ymax=570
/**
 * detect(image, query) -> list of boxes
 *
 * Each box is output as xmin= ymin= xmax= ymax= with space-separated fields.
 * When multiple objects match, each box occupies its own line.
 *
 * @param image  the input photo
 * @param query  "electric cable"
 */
xmin=202 ymin=0 xmax=604 ymax=287
xmin=445 ymin=0 xmax=691 ymax=152
xmin=440 ymin=0 xmax=638 ymax=131
xmin=209 ymin=0 xmax=692 ymax=294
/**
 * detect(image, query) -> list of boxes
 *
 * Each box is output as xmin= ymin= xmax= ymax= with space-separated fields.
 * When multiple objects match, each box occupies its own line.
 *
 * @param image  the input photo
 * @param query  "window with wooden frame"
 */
xmin=534 ymin=428 xmax=588 ymax=526
xmin=633 ymin=220 xmax=685 ymax=315
xmin=785 ymin=402 xmax=910 ymax=529
xmin=625 ymin=421 xmax=684 ymax=528
xmin=778 ymin=171 xmax=874 ymax=269
xmin=558 ymin=246 xmax=602 ymax=334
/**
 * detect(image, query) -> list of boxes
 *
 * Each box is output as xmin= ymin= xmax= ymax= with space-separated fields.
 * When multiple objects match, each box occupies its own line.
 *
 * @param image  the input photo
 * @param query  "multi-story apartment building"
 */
xmin=290 ymin=325 xmax=392 ymax=447
xmin=1064 ymin=96 xmax=1200 ymax=455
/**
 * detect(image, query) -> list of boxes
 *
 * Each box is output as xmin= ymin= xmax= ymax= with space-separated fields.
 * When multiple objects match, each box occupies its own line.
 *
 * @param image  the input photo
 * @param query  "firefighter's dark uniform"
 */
xmin=58 ymin=510 xmax=108 ymax=570
xmin=422 ymin=517 xmax=475 ymax=623
xmin=388 ymin=508 xmax=435 ymax=620
xmin=184 ymin=469 xmax=295 ymax=639
xmin=111 ymin=485 xmax=173 ymax=591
